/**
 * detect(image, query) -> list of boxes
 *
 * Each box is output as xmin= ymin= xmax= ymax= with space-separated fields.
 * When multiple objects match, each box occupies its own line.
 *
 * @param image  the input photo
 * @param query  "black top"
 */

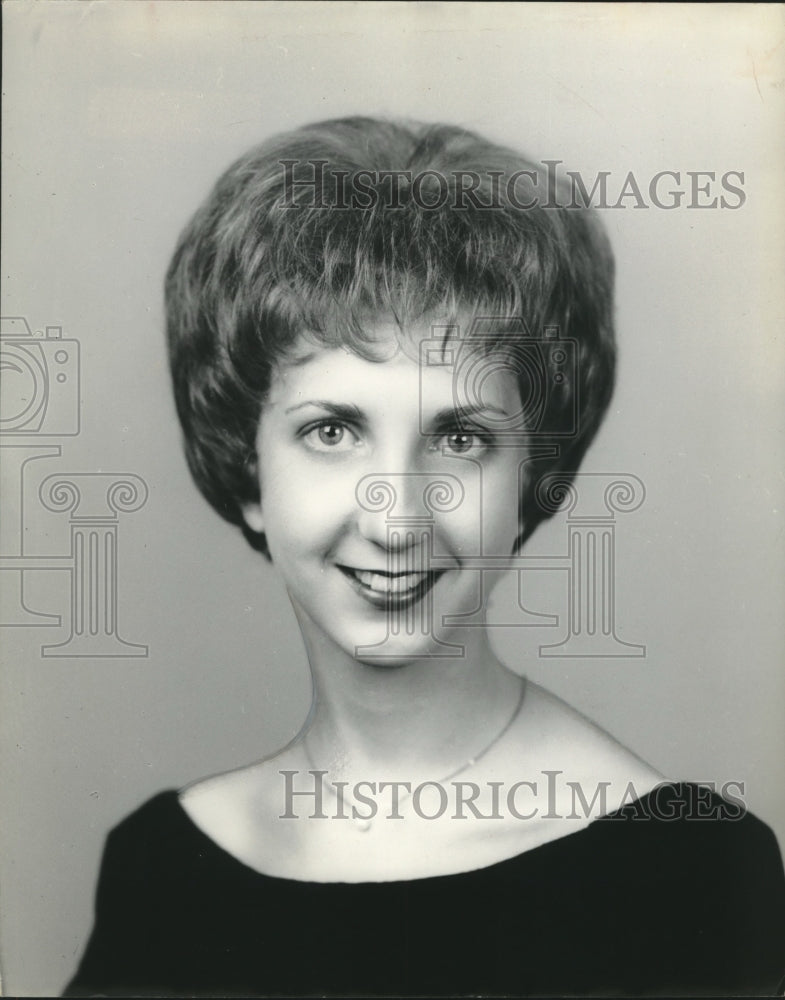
xmin=65 ymin=783 xmax=785 ymax=997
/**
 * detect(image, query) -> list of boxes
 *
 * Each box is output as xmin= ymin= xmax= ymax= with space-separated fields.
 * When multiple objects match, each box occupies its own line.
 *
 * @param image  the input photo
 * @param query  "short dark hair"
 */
xmin=165 ymin=116 xmax=616 ymax=556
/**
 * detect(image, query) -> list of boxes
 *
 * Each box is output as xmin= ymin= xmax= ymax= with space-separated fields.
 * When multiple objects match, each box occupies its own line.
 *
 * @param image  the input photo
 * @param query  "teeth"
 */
xmin=352 ymin=569 xmax=428 ymax=594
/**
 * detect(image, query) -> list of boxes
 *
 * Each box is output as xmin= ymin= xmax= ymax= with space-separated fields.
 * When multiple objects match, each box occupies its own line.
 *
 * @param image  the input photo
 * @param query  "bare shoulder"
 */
xmin=179 ymin=744 xmax=307 ymax=870
xmin=505 ymin=680 xmax=666 ymax=810
xmin=179 ymin=765 xmax=254 ymax=826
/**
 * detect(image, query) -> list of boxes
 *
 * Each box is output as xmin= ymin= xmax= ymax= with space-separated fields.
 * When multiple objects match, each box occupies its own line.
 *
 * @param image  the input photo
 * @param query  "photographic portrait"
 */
xmin=1 ymin=3 xmax=784 ymax=996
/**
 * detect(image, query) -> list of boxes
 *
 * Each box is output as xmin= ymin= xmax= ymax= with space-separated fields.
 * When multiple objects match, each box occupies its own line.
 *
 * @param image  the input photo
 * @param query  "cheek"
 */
xmin=436 ymin=460 xmax=521 ymax=552
xmin=260 ymin=459 xmax=353 ymax=553
xmin=484 ymin=494 xmax=522 ymax=548
xmin=442 ymin=500 xmax=519 ymax=554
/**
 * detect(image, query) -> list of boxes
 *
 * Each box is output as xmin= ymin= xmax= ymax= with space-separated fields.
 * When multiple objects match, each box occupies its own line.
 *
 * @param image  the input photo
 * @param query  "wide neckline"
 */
xmin=159 ymin=781 xmax=694 ymax=888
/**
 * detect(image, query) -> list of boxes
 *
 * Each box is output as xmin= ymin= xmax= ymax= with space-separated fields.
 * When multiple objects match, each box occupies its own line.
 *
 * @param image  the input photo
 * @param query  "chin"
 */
xmin=342 ymin=627 xmax=465 ymax=668
xmin=300 ymin=598 xmax=467 ymax=667
xmin=353 ymin=653 xmax=416 ymax=670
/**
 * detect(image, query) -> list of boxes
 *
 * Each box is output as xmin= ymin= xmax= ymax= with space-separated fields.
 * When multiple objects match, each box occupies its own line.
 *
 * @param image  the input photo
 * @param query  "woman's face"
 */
xmin=242 ymin=320 xmax=528 ymax=664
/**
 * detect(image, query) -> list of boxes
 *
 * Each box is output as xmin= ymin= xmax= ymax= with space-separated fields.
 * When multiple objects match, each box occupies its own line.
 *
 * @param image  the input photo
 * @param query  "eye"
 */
xmin=433 ymin=430 xmax=493 ymax=456
xmin=301 ymin=420 xmax=359 ymax=452
xmin=445 ymin=431 xmax=476 ymax=454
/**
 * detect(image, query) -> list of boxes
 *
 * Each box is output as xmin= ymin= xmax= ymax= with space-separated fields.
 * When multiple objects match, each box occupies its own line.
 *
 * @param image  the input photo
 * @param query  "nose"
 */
xmin=354 ymin=471 xmax=465 ymax=551
xmin=354 ymin=473 xmax=419 ymax=549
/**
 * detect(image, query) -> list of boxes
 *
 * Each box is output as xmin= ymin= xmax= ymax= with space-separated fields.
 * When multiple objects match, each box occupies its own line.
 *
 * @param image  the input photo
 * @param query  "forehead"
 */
xmin=266 ymin=319 xmax=522 ymax=411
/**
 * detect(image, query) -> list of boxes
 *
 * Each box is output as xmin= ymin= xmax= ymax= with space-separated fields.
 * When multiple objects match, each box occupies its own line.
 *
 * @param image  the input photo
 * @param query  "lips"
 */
xmin=337 ymin=565 xmax=443 ymax=607
xmin=350 ymin=568 xmax=428 ymax=594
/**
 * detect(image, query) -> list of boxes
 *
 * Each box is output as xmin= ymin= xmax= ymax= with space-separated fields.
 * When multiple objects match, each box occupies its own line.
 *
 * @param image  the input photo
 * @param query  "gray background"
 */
xmin=2 ymin=2 xmax=784 ymax=995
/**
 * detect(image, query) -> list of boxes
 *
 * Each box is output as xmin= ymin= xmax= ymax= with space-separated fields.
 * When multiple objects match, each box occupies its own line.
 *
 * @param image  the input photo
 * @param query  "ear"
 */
xmin=241 ymin=501 xmax=264 ymax=534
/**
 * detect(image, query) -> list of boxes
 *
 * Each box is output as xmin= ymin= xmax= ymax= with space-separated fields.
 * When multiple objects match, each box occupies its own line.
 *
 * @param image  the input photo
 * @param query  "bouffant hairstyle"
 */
xmin=165 ymin=117 xmax=616 ymax=556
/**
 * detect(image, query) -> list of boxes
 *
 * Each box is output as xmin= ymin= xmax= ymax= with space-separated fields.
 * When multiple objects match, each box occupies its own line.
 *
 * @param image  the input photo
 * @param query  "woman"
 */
xmin=65 ymin=117 xmax=785 ymax=996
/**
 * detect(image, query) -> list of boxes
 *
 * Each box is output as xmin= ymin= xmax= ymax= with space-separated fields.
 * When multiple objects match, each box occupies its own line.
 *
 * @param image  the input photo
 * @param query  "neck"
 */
xmin=293 ymin=602 xmax=524 ymax=786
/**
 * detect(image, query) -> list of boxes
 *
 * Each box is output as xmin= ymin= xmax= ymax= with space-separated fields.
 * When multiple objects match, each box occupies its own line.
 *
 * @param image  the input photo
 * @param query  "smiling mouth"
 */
xmin=337 ymin=565 xmax=444 ymax=606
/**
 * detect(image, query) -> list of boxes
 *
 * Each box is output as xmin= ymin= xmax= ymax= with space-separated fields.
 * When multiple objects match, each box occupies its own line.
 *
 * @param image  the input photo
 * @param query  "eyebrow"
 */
xmin=284 ymin=400 xmax=364 ymax=421
xmin=430 ymin=404 xmax=512 ymax=423
xmin=284 ymin=400 xmax=511 ymax=423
